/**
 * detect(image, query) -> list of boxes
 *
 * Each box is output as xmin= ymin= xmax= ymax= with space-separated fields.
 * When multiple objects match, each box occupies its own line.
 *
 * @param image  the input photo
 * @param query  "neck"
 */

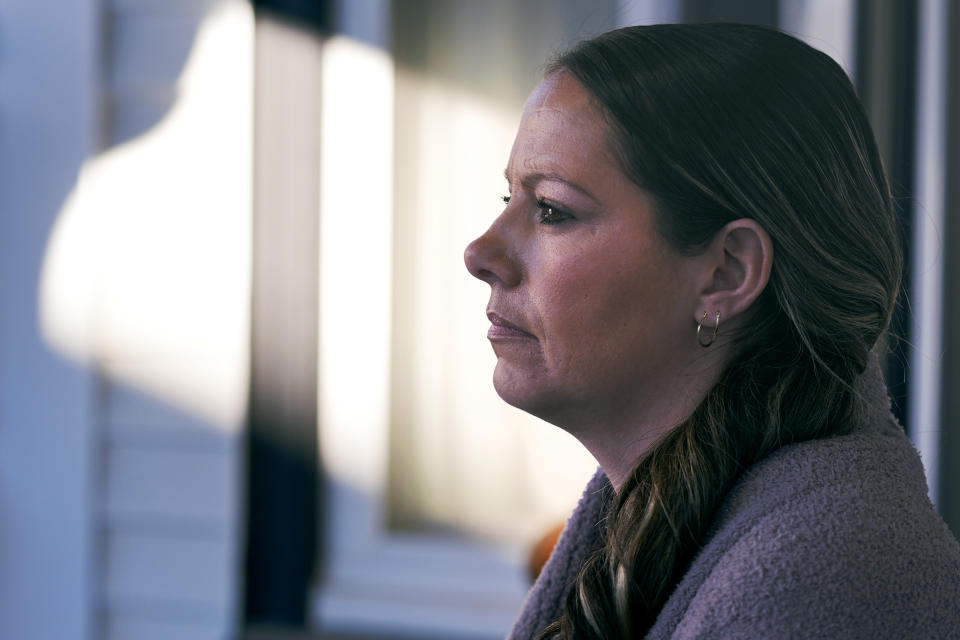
xmin=570 ymin=357 xmax=724 ymax=492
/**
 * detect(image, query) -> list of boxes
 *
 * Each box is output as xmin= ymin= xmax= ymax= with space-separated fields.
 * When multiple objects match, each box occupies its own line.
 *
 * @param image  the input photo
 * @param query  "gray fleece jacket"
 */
xmin=508 ymin=359 xmax=960 ymax=639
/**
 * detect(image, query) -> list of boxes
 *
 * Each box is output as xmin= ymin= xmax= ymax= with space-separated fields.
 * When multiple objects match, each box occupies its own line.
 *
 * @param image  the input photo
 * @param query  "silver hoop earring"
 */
xmin=697 ymin=311 xmax=720 ymax=347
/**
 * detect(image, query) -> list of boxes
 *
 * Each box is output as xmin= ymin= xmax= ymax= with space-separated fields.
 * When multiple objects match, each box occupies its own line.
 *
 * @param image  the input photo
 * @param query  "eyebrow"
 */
xmin=503 ymin=168 xmax=601 ymax=204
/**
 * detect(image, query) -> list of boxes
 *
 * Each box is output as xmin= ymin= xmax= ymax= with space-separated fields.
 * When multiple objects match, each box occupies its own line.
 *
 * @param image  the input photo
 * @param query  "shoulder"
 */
xmin=654 ymin=426 xmax=960 ymax=639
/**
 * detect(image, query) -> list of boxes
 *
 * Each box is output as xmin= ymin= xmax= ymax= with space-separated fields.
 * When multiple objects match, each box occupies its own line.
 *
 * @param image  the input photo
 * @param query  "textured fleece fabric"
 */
xmin=508 ymin=358 xmax=960 ymax=639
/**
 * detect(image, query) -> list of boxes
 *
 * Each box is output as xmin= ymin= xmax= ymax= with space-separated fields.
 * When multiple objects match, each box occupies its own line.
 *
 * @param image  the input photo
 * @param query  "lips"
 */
xmin=487 ymin=311 xmax=536 ymax=340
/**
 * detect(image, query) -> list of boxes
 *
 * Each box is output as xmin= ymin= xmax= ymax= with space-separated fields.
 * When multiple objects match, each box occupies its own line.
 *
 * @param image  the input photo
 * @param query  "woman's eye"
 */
xmin=537 ymin=200 xmax=573 ymax=225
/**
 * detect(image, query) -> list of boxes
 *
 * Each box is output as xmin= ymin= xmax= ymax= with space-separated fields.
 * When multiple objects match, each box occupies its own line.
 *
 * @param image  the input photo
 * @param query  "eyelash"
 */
xmin=500 ymin=194 xmax=573 ymax=226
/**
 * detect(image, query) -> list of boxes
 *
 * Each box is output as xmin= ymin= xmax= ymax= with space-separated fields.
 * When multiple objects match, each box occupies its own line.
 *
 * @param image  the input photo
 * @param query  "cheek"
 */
xmin=538 ymin=252 xmax=650 ymax=344
xmin=539 ymin=245 xmax=687 ymax=359
xmin=534 ymin=252 xmax=600 ymax=324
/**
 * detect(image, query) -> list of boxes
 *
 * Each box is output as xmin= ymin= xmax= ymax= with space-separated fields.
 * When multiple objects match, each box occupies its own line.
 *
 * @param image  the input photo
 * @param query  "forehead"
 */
xmin=525 ymin=70 xmax=598 ymax=120
xmin=507 ymin=71 xmax=616 ymax=181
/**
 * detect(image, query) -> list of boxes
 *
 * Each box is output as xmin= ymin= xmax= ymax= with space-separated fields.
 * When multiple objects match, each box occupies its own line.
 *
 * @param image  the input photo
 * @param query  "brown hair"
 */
xmin=536 ymin=23 xmax=901 ymax=639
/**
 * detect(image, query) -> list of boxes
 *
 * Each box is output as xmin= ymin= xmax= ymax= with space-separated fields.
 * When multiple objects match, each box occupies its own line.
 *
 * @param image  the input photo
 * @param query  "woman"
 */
xmin=464 ymin=24 xmax=960 ymax=639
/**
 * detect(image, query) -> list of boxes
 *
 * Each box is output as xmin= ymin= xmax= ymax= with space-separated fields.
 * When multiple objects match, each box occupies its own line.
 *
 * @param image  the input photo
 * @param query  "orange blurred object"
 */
xmin=528 ymin=522 xmax=566 ymax=582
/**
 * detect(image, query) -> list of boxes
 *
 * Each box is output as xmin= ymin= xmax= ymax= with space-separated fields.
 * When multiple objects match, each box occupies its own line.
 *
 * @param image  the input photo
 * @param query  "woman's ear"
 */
xmin=693 ymin=218 xmax=773 ymax=325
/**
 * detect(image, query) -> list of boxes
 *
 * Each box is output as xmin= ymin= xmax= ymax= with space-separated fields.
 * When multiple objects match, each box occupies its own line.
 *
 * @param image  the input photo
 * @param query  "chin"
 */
xmin=492 ymin=361 xmax=564 ymax=425
xmin=492 ymin=362 xmax=536 ymax=409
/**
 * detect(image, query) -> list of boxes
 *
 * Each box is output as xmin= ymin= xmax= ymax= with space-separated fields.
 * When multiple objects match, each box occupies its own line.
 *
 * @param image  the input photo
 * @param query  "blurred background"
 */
xmin=1 ymin=0 xmax=957 ymax=638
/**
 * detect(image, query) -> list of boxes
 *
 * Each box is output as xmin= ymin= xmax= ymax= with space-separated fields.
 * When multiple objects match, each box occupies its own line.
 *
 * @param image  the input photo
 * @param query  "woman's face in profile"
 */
xmin=464 ymin=71 xmax=704 ymax=430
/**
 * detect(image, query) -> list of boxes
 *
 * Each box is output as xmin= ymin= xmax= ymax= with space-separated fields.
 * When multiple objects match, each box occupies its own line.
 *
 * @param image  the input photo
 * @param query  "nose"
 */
xmin=464 ymin=222 xmax=522 ymax=288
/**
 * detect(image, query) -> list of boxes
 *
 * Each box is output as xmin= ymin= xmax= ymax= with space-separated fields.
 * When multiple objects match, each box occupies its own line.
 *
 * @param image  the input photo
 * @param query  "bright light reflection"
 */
xmin=39 ymin=0 xmax=253 ymax=430
xmin=318 ymin=35 xmax=395 ymax=494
